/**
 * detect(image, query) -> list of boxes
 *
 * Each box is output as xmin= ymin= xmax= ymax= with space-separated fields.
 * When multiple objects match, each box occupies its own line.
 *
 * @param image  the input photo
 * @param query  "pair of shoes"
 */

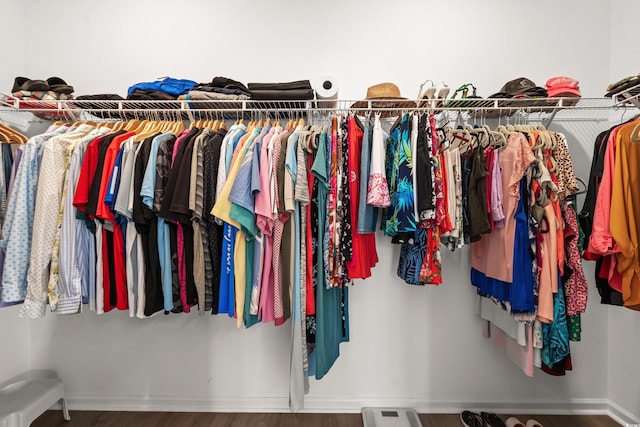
xmin=505 ymin=417 xmax=543 ymax=427
xmin=12 ymin=76 xmax=74 ymax=94
xmin=460 ymin=411 xmax=505 ymax=427
xmin=418 ymin=79 xmax=450 ymax=100
xmin=12 ymin=76 xmax=48 ymax=92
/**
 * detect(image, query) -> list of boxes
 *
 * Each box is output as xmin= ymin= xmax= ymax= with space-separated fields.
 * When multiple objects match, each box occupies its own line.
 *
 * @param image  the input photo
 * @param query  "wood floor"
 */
xmin=32 ymin=410 xmax=621 ymax=427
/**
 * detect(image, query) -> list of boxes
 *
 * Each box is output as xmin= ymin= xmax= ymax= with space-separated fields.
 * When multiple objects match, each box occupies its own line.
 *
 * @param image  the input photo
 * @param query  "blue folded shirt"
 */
xmin=127 ymin=77 xmax=197 ymax=97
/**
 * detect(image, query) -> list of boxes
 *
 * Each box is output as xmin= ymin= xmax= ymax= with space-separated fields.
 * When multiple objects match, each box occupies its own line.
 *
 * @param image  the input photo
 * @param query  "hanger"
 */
xmin=436 ymin=128 xmax=449 ymax=153
xmin=173 ymin=120 xmax=185 ymax=136
xmin=488 ymin=126 xmax=507 ymax=150
xmin=450 ymin=126 xmax=471 ymax=151
xmin=573 ymin=176 xmax=588 ymax=196
xmin=112 ymin=120 xmax=126 ymax=132
xmin=468 ymin=124 xmax=489 ymax=149
xmin=543 ymin=132 xmax=554 ymax=150
xmin=123 ymin=119 xmax=140 ymax=131
xmin=0 ymin=129 xmax=13 ymax=144
xmin=495 ymin=124 xmax=511 ymax=139
xmin=630 ymin=121 xmax=640 ymax=143
xmin=0 ymin=123 xmax=27 ymax=144
xmin=437 ymin=123 xmax=454 ymax=152
xmin=131 ymin=120 xmax=156 ymax=142
xmin=0 ymin=126 xmax=17 ymax=144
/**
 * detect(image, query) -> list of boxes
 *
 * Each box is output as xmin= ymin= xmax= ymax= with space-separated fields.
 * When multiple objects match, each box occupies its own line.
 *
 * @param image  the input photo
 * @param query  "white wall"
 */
xmin=0 ymin=306 xmax=30 ymax=385
xmin=0 ymin=0 xmax=30 ymax=386
xmin=19 ymin=0 xmax=609 ymax=99
xmin=2 ymin=0 xmax=632 ymax=415
xmin=0 ymin=0 xmax=25 ymax=95
xmin=607 ymin=0 xmax=640 ymax=422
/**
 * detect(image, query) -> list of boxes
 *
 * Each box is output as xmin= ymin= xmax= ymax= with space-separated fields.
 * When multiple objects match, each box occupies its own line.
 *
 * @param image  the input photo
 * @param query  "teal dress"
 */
xmin=314 ymin=128 xmax=349 ymax=380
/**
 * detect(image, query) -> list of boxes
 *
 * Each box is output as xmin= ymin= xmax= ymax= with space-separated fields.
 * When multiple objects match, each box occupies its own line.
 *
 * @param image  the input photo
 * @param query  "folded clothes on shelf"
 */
xmin=127 ymin=77 xmax=197 ymax=97
xmin=248 ymin=80 xmax=314 ymax=101
xmin=193 ymin=76 xmax=251 ymax=97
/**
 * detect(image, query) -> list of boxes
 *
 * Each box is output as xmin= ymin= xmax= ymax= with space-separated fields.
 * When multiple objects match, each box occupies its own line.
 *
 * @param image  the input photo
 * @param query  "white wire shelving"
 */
xmin=0 ymin=92 xmax=632 ymax=128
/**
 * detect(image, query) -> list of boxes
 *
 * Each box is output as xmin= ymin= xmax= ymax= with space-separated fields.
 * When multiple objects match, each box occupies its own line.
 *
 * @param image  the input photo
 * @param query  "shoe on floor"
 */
xmin=481 ymin=411 xmax=506 ymax=427
xmin=460 ymin=410 xmax=484 ymax=427
xmin=505 ymin=417 xmax=526 ymax=427
xmin=525 ymin=420 xmax=543 ymax=427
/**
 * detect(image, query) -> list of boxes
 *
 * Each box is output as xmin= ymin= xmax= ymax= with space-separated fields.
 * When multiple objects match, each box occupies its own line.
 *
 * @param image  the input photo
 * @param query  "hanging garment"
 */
xmin=609 ymin=121 xmax=640 ymax=310
xmin=22 ymin=124 xmax=96 ymax=318
xmin=385 ymin=114 xmax=415 ymax=241
xmin=471 ymin=132 xmax=536 ymax=284
xmin=1 ymin=126 xmax=68 ymax=304
xmin=346 ymin=117 xmax=378 ymax=279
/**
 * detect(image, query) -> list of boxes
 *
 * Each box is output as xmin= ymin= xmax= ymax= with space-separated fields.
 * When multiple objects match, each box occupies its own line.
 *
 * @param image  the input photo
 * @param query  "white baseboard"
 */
xmin=65 ymin=395 xmax=617 ymax=416
xmin=608 ymin=400 xmax=640 ymax=426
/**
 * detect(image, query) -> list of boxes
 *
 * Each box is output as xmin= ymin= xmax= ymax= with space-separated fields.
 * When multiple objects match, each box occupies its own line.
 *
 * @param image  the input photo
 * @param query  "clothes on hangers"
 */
xmin=581 ymin=118 xmax=640 ymax=311
xmin=465 ymin=124 xmax=585 ymax=376
xmin=0 ymin=101 xmax=591 ymax=404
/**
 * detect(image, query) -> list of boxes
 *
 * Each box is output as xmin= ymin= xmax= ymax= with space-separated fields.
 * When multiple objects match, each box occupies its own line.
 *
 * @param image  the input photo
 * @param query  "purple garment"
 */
xmin=491 ymin=150 xmax=505 ymax=228
xmin=6 ymin=146 xmax=24 ymax=205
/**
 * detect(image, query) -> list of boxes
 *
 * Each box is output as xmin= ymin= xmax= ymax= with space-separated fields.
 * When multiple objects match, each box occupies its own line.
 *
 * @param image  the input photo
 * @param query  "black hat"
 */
xmin=489 ymin=77 xmax=547 ymax=98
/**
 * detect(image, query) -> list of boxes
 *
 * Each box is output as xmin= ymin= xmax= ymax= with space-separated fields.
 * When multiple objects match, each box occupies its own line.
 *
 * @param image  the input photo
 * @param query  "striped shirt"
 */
xmin=57 ymin=127 xmax=110 ymax=315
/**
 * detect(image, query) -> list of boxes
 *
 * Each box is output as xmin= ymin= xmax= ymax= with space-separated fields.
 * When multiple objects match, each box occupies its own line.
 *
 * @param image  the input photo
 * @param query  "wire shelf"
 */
xmin=610 ymin=80 xmax=640 ymax=108
xmin=0 ymin=93 xmax=628 ymax=127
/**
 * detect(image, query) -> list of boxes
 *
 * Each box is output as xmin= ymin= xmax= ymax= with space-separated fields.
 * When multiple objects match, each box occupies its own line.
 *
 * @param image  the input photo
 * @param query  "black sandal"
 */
xmin=480 ymin=412 xmax=507 ymax=427
xmin=460 ymin=410 xmax=484 ymax=427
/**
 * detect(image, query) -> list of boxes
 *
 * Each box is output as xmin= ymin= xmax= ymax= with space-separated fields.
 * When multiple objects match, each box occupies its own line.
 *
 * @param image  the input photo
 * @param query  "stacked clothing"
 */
xmin=248 ymin=80 xmax=314 ymax=108
xmin=126 ymin=77 xmax=196 ymax=109
xmin=605 ymin=72 xmax=640 ymax=99
xmin=179 ymin=76 xmax=251 ymax=109
xmin=488 ymin=77 xmax=548 ymax=99
xmin=127 ymin=77 xmax=197 ymax=99
xmin=9 ymin=76 xmax=76 ymax=119
xmin=73 ymin=94 xmax=126 ymax=119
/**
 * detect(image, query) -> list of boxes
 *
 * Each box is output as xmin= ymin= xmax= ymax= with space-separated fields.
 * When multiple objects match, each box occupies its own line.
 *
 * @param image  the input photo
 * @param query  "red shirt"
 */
xmin=96 ymin=132 xmax=135 ymax=311
xmin=346 ymin=117 xmax=378 ymax=279
xmin=73 ymin=135 xmax=105 ymax=215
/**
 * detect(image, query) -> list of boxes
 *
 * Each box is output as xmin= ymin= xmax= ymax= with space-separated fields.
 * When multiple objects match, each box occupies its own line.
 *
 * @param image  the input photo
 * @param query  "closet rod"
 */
xmin=0 ymin=97 xmax=621 ymax=114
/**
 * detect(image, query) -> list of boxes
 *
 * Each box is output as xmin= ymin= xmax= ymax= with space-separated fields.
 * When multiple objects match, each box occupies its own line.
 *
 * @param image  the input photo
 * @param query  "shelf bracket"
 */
xmin=542 ymin=108 xmax=559 ymax=128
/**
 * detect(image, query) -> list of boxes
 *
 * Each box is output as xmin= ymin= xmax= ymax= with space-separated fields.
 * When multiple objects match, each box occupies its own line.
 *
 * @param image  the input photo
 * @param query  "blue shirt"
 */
xmin=141 ymin=132 xmax=174 ymax=209
xmin=127 ymin=77 xmax=197 ymax=97
xmin=105 ymin=144 xmax=125 ymax=211
xmin=1 ymin=127 xmax=67 ymax=303
xmin=284 ymin=129 xmax=302 ymax=323
xmin=229 ymin=127 xmax=263 ymax=238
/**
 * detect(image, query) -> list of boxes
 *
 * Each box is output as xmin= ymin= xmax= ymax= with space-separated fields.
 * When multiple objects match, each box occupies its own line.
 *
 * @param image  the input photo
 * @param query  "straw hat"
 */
xmin=351 ymin=82 xmax=417 ymax=110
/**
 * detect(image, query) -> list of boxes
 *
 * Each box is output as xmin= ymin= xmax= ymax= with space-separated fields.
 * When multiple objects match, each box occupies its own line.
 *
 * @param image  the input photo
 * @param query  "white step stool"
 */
xmin=0 ymin=370 xmax=70 ymax=427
